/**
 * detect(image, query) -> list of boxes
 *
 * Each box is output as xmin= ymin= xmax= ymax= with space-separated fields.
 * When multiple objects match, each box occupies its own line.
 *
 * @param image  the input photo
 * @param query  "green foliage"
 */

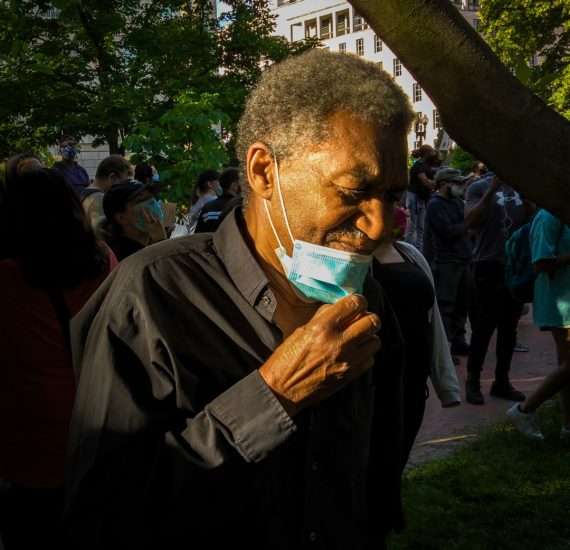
xmin=388 ymin=399 xmax=570 ymax=550
xmin=0 ymin=0 xmax=316 ymax=164
xmin=480 ymin=0 xmax=570 ymax=118
xmin=123 ymin=91 xmax=229 ymax=206
xmin=449 ymin=146 xmax=476 ymax=174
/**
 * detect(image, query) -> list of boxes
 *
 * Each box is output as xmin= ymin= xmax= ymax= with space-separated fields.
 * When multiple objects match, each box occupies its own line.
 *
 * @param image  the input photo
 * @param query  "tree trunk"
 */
xmin=106 ymin=131 xmax=120 ymax=155
xmin=349 ymin=0 xmax=570 ymax=223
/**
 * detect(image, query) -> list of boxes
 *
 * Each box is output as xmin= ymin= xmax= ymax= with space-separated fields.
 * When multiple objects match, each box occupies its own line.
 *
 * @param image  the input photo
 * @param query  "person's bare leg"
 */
xmin=519 ymin=328 xmax=570 ymax=414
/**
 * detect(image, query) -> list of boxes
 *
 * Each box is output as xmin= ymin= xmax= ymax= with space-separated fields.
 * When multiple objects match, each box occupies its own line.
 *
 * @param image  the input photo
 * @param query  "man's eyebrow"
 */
xmin=331 ymin=165 xmax=378 ymax=183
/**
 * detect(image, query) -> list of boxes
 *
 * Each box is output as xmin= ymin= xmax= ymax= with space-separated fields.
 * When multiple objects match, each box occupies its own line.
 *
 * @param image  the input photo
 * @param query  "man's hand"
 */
xmin=258 ymin=294 xmax=381 ymax=417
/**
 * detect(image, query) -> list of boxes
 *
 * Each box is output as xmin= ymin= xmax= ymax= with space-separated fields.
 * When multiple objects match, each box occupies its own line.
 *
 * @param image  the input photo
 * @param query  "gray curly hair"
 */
xmin=236 ymin=48 xmax=414 ymax=205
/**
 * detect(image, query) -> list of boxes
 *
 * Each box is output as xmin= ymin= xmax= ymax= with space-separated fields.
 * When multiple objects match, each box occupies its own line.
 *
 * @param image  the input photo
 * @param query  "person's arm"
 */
xmin=426 ymin=200 xmax=468 ymax=240
xmin=531 ymin=214 xmax=569 ymax=273
xmin=396 ymin=243 xmax=461 ymax=407
xmin=534 ymin=255 xmax=570 ymax=273
xmin=417 ymin=171 xmax=435 ymax=191
xmin=67 ymin=278 xmax=381 ymax=510
xmin=464 ymin=176 xmax=501 ymax=230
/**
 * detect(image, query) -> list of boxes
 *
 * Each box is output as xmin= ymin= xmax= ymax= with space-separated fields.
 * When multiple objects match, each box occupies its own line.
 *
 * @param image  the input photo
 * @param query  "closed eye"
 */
xmin=339 ymin=187 xmax=369 ymax=199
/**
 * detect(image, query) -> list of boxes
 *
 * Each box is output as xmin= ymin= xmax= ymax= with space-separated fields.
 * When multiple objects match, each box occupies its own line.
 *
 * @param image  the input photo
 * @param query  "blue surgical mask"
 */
xmin=264 ymin=158 xmax=372 ymax=304
xmin=134 ymin=198 xmax=164 ymax=233
xmin=215 ymin=183 xmax=223 ymax=196
xmin=61 ymin=145 xmax=77 ymax=159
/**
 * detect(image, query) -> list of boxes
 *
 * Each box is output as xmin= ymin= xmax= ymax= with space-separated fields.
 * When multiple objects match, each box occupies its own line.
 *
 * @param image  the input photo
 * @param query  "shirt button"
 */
xmin=261 ymin=295 xmax=271 ymax=306
xmin=311 ymin=461 xmax=318 ymax=471
xmin=309 ymin=532 xmax=317 ymax=542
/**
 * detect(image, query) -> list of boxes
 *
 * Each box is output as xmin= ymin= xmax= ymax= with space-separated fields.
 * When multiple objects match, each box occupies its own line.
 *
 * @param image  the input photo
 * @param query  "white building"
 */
xmin=270 ymin=0 xmax=481 ymax=152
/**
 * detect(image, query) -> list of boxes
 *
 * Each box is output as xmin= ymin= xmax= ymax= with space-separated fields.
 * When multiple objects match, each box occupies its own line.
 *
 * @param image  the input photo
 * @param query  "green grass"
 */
xmin=388 ymin=399 xmax=570 ymax=550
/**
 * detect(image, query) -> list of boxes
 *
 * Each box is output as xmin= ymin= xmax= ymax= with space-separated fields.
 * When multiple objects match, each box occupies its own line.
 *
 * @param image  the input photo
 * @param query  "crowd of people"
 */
xmin=404 ymin=145 xmax=570 ymax=435
xmin=0 ymin=49 xmax=568 ymax=550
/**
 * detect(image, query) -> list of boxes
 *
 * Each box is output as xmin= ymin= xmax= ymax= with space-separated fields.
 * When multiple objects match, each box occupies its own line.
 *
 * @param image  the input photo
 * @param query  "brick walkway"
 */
xmin=407 ymin=305 xmax=557 ymax=469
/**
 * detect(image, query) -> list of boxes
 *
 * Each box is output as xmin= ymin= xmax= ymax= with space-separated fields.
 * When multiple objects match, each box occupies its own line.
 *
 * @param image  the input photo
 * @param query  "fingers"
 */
xmin=312 ymin=294 xmax=369 ymax=329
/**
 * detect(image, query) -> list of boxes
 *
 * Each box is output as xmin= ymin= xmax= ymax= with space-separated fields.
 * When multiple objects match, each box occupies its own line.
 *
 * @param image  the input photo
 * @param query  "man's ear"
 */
xmin=115 ymin=211 xmax=128 ymax=226
xmin=246 ymin=142 xmax=275 ymax=201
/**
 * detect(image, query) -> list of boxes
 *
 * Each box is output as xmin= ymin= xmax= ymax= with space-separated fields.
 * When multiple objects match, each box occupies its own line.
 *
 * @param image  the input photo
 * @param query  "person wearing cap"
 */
xmin=101 ymin=179 xmax=166 ymax=261
xmin=425 ymin=166 xmax=473 ymax=367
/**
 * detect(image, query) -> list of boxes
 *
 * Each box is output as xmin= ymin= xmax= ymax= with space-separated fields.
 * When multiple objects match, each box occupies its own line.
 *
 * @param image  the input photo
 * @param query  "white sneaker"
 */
xmin=507 ymin=404 xmax=544 ymax=440
xmin=561 ymin=427 xmax=570 ymax=440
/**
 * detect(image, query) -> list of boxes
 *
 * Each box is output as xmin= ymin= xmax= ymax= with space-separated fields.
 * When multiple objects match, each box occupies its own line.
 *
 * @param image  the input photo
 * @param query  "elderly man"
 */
xmin=64 ymin=50 xmax=414 ymax=550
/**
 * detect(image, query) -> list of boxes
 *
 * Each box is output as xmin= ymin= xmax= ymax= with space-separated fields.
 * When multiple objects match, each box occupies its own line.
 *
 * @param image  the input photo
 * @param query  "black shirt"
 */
xmin=64 ymin=209 xmax=405 ymax=549
xmin=106 ymin=235 xmax=145 ymax=261
xmin=194 ymin=193 xmax=235 ymax=233
xmin=425 ymin=195 xmax=473 ymax=262
xmin=408 ymin=161 xmax=434 ymax=201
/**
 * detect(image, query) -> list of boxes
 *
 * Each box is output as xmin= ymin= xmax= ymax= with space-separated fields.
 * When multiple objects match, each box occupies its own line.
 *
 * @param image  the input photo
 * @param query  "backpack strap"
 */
xmin=80 ymin=187 xmax=102 ymax=203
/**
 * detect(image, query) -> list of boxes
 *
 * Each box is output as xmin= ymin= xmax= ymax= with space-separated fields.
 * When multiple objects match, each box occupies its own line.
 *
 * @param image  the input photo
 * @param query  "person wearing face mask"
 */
xmin=63 ymin=50 xmax=414 ymax=550
xmin=184 ymin=169 xmax=221 ymax=234
xmin=100 ymin=179 xmax=166 ymax=261
xmin=52 ymin=135 xmax=90 ymax=195
xmin=195 ymin=167 xmax=242 ymax=233
xmin=425 ymin=167 xmax=473 ymax=366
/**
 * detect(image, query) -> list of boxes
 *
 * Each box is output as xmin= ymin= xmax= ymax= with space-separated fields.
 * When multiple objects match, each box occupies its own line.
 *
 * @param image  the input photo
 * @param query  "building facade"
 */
xmin=271 ymin=0 xmax=481 ymax=152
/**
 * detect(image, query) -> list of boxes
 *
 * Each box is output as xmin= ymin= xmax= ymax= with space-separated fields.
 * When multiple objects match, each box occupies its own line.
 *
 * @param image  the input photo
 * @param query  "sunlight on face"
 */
xmin=271 ymin=110 xmax=408 ymax=255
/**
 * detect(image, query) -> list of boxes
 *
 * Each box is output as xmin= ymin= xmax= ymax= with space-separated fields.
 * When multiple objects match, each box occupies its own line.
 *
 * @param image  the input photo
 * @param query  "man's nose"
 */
xmin=355 ymin=198 xmax=386 ymax=242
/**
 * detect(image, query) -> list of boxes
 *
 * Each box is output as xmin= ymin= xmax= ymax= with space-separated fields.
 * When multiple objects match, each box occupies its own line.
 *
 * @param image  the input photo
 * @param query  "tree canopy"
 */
xmin=480 ymin=0 xmax=570 ymax=119
xmin=0 ymin=0 xmax=312 ymax=163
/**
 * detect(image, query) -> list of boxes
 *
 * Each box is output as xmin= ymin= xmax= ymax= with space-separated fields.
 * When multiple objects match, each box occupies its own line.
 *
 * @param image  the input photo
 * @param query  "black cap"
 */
xmin=103 ymin=179 xmax=154 ymax=221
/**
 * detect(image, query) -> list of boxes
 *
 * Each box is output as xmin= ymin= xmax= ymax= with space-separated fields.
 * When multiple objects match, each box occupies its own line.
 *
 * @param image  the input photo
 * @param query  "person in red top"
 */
xmin=0 ymin=168 xmax=117 ymax=550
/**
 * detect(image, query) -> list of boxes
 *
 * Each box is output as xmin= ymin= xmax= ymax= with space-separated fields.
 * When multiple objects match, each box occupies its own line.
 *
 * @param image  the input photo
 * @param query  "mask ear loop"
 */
xmin=263 ymin=154 xmax=296 ymax=251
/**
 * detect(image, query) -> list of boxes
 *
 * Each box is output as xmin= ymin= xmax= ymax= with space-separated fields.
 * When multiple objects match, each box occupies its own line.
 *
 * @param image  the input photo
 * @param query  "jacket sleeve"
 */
xmin=395 ymin=242 xmax=461 ymax=407
xmin=65 ymin=258 xmax=297 ymax=513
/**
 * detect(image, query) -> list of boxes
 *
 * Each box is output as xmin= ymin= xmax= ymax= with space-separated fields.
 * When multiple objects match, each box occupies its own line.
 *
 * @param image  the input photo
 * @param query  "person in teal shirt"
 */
xmin=507 ymin=208 xmax=570 ymax=440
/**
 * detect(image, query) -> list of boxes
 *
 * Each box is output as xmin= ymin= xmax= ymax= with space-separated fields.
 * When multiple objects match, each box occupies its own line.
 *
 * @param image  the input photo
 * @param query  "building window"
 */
xmin=290 ymin=22 xmax=303 ymax=42
xmin=43 ymin=7 xmax=61 ymax=18
xmin=413 ymin=83 xmax=422 ymax=102
xmin=353 ymin=10 xmax=368 ymax=32
xmin=356 ymin=38 xmax=364 ymax=56
xmin=433 ymin=110 xmax=441 ymax=129
xmin=374 ymin=35 xmax=383 ymax=53
xmin=377 ymin=61 xmax=383 ymax=70
xmin=393 ymin=58 xmax=402 ymax=77
xmin=414 ymin=140 xmax=423 ymax=150
xmin=305 ymin=19 xmax=317 ymax=39
xmin=339 ymin=42 xmax=346 ymax=53
xmin=529 ymin=53 xmax=539 ymax=67
xmin=336 ymin=10 xmax=349 ymax=36
xmin=472 ymin=18 xmax=480 ymax=30
xmin=320 ymin=16 xmax=332 ymax=39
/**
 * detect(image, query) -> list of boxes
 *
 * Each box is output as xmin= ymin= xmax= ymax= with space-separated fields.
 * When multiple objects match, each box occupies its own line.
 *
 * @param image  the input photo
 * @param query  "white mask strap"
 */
xmin=273 ymin=156 xmax=295 ymax=246
xmin=263 ymin=198 xmax=284 ymax=250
